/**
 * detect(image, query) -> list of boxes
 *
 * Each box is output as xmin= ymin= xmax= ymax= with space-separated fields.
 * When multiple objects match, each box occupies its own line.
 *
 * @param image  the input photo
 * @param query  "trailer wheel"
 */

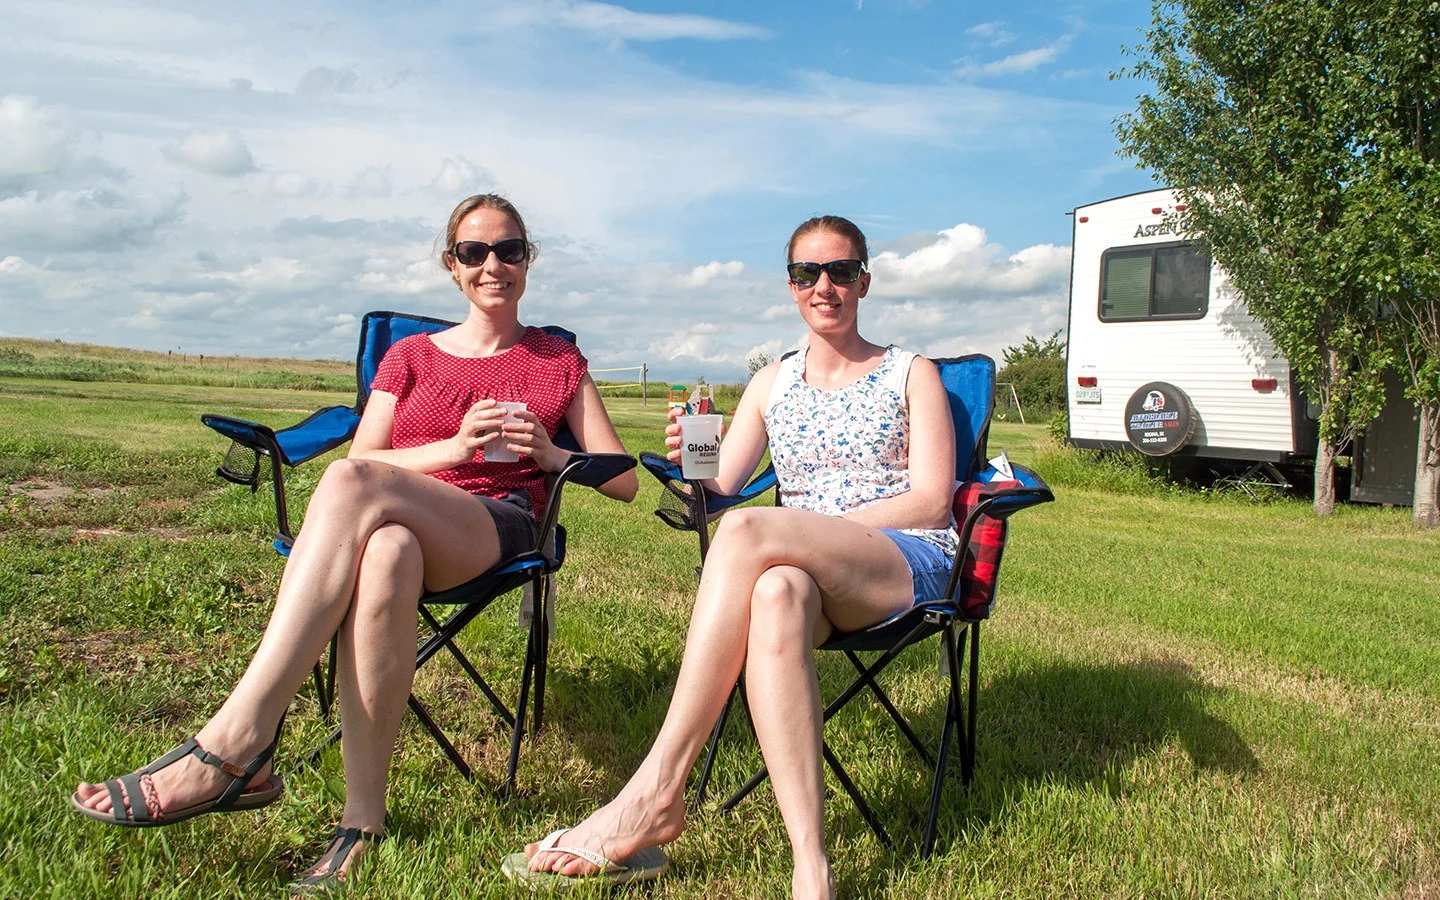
xmin=1124 ymin=382 xmax=1196 ymax=456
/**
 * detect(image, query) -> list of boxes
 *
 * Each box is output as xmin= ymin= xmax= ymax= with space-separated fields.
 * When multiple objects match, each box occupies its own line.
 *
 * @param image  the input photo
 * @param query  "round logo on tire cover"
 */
xmin=1123 ymin=382 xmax=1195 ymax=456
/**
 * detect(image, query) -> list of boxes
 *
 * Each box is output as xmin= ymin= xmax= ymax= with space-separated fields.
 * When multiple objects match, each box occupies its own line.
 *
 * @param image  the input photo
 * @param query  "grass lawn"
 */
xmin=1 ymin=370 xmax=1437 ymax=898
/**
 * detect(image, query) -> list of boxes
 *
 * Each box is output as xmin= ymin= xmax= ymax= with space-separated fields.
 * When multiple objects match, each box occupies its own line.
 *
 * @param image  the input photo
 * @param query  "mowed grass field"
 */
xmin=1 ymin=349 xmax=1438 ymax=898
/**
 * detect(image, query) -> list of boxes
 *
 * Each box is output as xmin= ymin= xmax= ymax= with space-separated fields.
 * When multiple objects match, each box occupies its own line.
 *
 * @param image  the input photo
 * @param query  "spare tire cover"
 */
xmin=1123 ymin=382 xmax=1196 ymax=456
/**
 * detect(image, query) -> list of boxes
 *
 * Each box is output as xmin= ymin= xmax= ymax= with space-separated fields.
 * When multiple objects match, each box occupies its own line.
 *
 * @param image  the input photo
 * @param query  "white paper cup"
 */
xmin=486 ymin=401 xmax=526 ymax=463
xmin=678 ymin=414 xmax=722 ymax=480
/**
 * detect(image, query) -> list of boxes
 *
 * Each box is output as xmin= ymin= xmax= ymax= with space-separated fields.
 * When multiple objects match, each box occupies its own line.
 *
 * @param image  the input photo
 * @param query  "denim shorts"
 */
xmin=477 ymin=491 xmax=540 ymax=560
xmin=879 ymin=530 xmax=954 ymax=605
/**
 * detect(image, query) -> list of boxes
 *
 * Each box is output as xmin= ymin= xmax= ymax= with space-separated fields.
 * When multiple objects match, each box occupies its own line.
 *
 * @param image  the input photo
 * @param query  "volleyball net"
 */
xmin=590 ymin=363 xmax=651 ymax=404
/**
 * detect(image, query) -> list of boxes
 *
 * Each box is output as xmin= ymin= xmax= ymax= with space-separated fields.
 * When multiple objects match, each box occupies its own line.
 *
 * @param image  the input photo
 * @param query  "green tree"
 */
xmin=1001 ymin=330 xmax=1065 ymax=365
xmin=1340 ymin=2 xmax=1439 ymax=526
xmin=1115 ymin=0 xmax=1417 ymax=517
xmin=998 ymin=331 xmax=1067 ymax=415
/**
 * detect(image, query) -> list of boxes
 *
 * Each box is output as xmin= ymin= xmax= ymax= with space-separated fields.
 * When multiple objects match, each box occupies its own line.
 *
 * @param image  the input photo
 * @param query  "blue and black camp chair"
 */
xmin=203 ymin=310 xmax=635 ymax=794
xmin=638 ymin=354 xmax=1053 ymax=856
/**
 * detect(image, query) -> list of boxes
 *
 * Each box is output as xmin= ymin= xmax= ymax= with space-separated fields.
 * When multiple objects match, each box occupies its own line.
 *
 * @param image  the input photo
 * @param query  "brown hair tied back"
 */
xmin=786 ymin=215 xmax=869 ymax=264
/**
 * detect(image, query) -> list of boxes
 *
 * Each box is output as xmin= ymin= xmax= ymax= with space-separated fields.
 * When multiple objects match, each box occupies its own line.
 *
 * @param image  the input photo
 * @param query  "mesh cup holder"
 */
xmin=653 ymin=476 xmax=701 ymax=531
xmin=217 ymin=441 xmax=265 ymax=490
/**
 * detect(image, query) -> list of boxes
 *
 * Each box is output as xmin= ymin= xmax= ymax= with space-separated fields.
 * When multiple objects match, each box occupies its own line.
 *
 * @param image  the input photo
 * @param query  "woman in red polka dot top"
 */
xmin=72 ymin=194 xmax=638 ymax=888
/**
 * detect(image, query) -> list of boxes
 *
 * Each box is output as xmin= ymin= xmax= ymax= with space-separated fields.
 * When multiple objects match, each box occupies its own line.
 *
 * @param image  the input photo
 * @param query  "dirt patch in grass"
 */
xmin=71 ymin=526 xmax=194 ymax=541
xmin=58 ymin=630 xmax=199 ymax=684
xmin=8 ymin=480 xmax=120 ymax=503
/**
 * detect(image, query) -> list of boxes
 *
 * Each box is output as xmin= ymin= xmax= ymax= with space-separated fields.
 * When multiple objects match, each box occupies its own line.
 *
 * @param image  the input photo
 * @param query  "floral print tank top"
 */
xmin=762 ymin=345 xmax=958 ymax=556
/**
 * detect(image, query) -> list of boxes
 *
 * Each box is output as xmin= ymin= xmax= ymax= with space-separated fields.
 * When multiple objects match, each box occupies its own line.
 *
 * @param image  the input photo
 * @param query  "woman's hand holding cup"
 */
xmin=453 ymin=398 xmax=505 ymax=465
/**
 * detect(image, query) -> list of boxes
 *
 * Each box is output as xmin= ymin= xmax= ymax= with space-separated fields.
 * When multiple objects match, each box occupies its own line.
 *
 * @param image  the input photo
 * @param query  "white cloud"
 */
xmin=956 ymin=35 xmax=1072 ymax=78
xmin=869 ymin=223 xmax=1070 ymax=296
xmin=160 ymin=129 xmax=258 ymax=177
xmin=431 ymin=156 xmax=495 ymax=196
xmin=965 ymin=21 xmax=1014 ymax=47
xmin=270 ymin=170 xmax=320 ymax=197
xmin=1 ymin=255 xmax=35 ymax=274
xmin=550 ymin=2 xmax=770 ymax=41
xmin=0 ymin=94 xmax=76 ymax=178
xmin=0 ymin=187 xmax=185 ymax=251
xmin=296 ymin=66 xmax=359 ymax=95
xmin=684 ymin=260 xmax=744 ymax=287
xmin=347 ymin=165 xmax=393 ymax=197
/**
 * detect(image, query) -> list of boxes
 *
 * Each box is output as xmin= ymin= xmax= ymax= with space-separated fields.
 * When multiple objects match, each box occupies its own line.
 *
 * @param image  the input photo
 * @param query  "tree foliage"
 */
xmin=998 ymin=332 xmax=1067 ymax=414
xmin=1113 ymin=0 xmax=1440 ymax=516
xmin=1001 ymin=330 xmax=1066 ymax=366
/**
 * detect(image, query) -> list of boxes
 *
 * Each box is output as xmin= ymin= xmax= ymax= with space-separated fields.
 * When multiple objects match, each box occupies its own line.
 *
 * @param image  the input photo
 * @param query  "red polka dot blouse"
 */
xmin=370 ymin=328 xmax=588 ymax=520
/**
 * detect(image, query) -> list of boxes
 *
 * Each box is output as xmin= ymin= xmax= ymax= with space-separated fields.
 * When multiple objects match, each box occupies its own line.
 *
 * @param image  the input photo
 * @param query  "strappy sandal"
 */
xmin=292 ymin=825 xmax=387 ymax=895
xmin=69 ymin=717 xmax=285 ymax=828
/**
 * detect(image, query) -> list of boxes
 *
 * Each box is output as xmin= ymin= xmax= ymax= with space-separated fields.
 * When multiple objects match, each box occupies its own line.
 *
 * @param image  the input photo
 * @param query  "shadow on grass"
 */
xmin=543 ymin=650 xmax=1256 ymax=897
xmin=837 ymin=654 xmax=1259 ymax=897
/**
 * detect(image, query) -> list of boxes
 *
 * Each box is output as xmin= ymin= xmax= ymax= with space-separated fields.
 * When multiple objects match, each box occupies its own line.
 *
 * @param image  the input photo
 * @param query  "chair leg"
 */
xmin=692 ymin=683 xmax=738 ymax=811
xmin=290 ymin=722 xmax=343 ymax=778
xmin=311 ymin=661 xmax=330 ymax=721
xmin=533 ymin=576 xmax=550 ymax=737
xmin=822 ymin=741 xmax=892 ymax=849
xmin=924 ymin=625 xmax=966 ymax=858
xmin=964 ymin=621 xmax=981 ymax=784
xmin=324 ymin=638 xmax=338 ymax=720
xmin=418 ymin=604 xmax=516 ymax=730
xmin=408 ymin=693 xmax=473 ymax=780
xmin=843 ymin=649 xmax=935 ymax=767
xmin=503 ymin=614 xmax=539 ymax=800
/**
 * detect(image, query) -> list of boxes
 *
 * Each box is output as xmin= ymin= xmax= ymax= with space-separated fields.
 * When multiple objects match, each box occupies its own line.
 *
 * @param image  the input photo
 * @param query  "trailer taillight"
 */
xmin=1151 ymin=207 xmax=1163 ymax=214
xmin=1252 ymin=378 xmax=1277 ymax=392
xmin=1077 ymin=376 xmax=1098 ymax=388
xmin=1078 ymin=216 xmax=1089 ymax=223
xmin=1175 ymin=204 xmax=1187 ymax=211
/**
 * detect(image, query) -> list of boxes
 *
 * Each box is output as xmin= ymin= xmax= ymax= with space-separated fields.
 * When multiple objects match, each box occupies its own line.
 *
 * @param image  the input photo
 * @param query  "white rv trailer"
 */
xmin=1065 ymin=188 xmax=1318 ymax=465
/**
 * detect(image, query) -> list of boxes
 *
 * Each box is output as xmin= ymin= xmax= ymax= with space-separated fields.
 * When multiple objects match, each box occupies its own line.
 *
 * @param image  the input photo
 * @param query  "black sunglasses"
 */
xmin=451 ymin=238 xmax=528 ymax=267
xmin=787 ymin=259 xmax=867 ymax=287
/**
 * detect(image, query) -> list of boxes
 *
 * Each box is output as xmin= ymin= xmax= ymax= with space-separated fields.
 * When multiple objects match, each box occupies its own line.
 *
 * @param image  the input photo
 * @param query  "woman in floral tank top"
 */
xmin=521 ymin=217 xmax=956 ymax=898
xmin=73 ymin=195 xmax=637 ymax=888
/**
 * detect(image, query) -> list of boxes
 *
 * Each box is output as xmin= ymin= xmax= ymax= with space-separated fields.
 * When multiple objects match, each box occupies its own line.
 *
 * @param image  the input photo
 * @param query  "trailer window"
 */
xmin=1099 ymin=242 xmax=1209 ymax=321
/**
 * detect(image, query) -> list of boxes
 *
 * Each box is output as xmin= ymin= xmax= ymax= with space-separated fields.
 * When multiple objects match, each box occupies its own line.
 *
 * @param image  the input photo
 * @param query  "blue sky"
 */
xmin=0 ymin=0 xmax=1159 ymax=380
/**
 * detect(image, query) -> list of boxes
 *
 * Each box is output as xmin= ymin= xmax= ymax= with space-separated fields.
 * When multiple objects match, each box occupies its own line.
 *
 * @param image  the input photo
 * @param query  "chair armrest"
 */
xmin=534 ymin=452 xmax=638 ymax=544
xmin=967 ymin=462 xmax=1054 ymax=520
xmin=638 ymin=451 xmax=778 ymax=526
xmin=202 ymin=414 xmax=284 ymax=463
xmin=202 ymin=406 xmax=360 ymax=468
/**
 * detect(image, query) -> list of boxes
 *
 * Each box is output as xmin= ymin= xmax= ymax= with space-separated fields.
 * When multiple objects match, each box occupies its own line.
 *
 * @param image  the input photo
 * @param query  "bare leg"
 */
xmin=301 ymin=523 xmax=423 ymax=879
xmin=744 ymin=566 xmax=835 ymax=900
xmin=75 ymin=458 xmax=505 ymax=819
xmin=527 ymin=506 xmax=912 ymax=893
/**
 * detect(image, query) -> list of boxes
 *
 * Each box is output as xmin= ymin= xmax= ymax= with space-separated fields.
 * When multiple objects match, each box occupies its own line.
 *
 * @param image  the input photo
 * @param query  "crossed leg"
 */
xmin=526 ymin=506 xmax=914 ymax=900
xmin=73 ymin=458 xmax=508 ymax=830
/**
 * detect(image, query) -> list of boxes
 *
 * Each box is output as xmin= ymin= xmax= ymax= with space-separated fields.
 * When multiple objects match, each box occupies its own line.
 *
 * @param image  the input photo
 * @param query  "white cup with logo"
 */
xmin=486 ymin=401 xmax=527 ymax=463
xmin=677 ymin=414 xmax=722 ymax=480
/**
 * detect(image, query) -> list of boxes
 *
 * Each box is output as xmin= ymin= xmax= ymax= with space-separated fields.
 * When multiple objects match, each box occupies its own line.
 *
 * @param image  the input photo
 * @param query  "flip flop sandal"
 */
xmin=69 ymin=716 xmax=285 ymax=828
xmin=500 ymin=827 xmax=669 ymax=890
xmin=291 ymin=825 xmax=387 ymax=896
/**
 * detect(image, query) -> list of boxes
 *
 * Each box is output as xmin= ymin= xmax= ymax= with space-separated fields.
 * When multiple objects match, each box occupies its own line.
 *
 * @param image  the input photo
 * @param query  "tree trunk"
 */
xmin=1415 ymin=399 xmax=1440 ymax=528
xmin=1313 ymin=439 xmax=1337 ymax=516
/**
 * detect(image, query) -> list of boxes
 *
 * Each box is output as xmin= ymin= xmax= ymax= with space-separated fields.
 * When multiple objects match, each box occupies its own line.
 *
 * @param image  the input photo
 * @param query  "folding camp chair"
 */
xmin=638 ymin=353 xmax=1053 ymax=856
xmin=202 ymin=311 xmax=635 ymax=794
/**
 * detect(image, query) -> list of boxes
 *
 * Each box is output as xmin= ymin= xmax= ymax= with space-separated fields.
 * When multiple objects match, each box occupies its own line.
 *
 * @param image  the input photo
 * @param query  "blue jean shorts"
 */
xmin=879 ymin=530 xmax=954 ymax=605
